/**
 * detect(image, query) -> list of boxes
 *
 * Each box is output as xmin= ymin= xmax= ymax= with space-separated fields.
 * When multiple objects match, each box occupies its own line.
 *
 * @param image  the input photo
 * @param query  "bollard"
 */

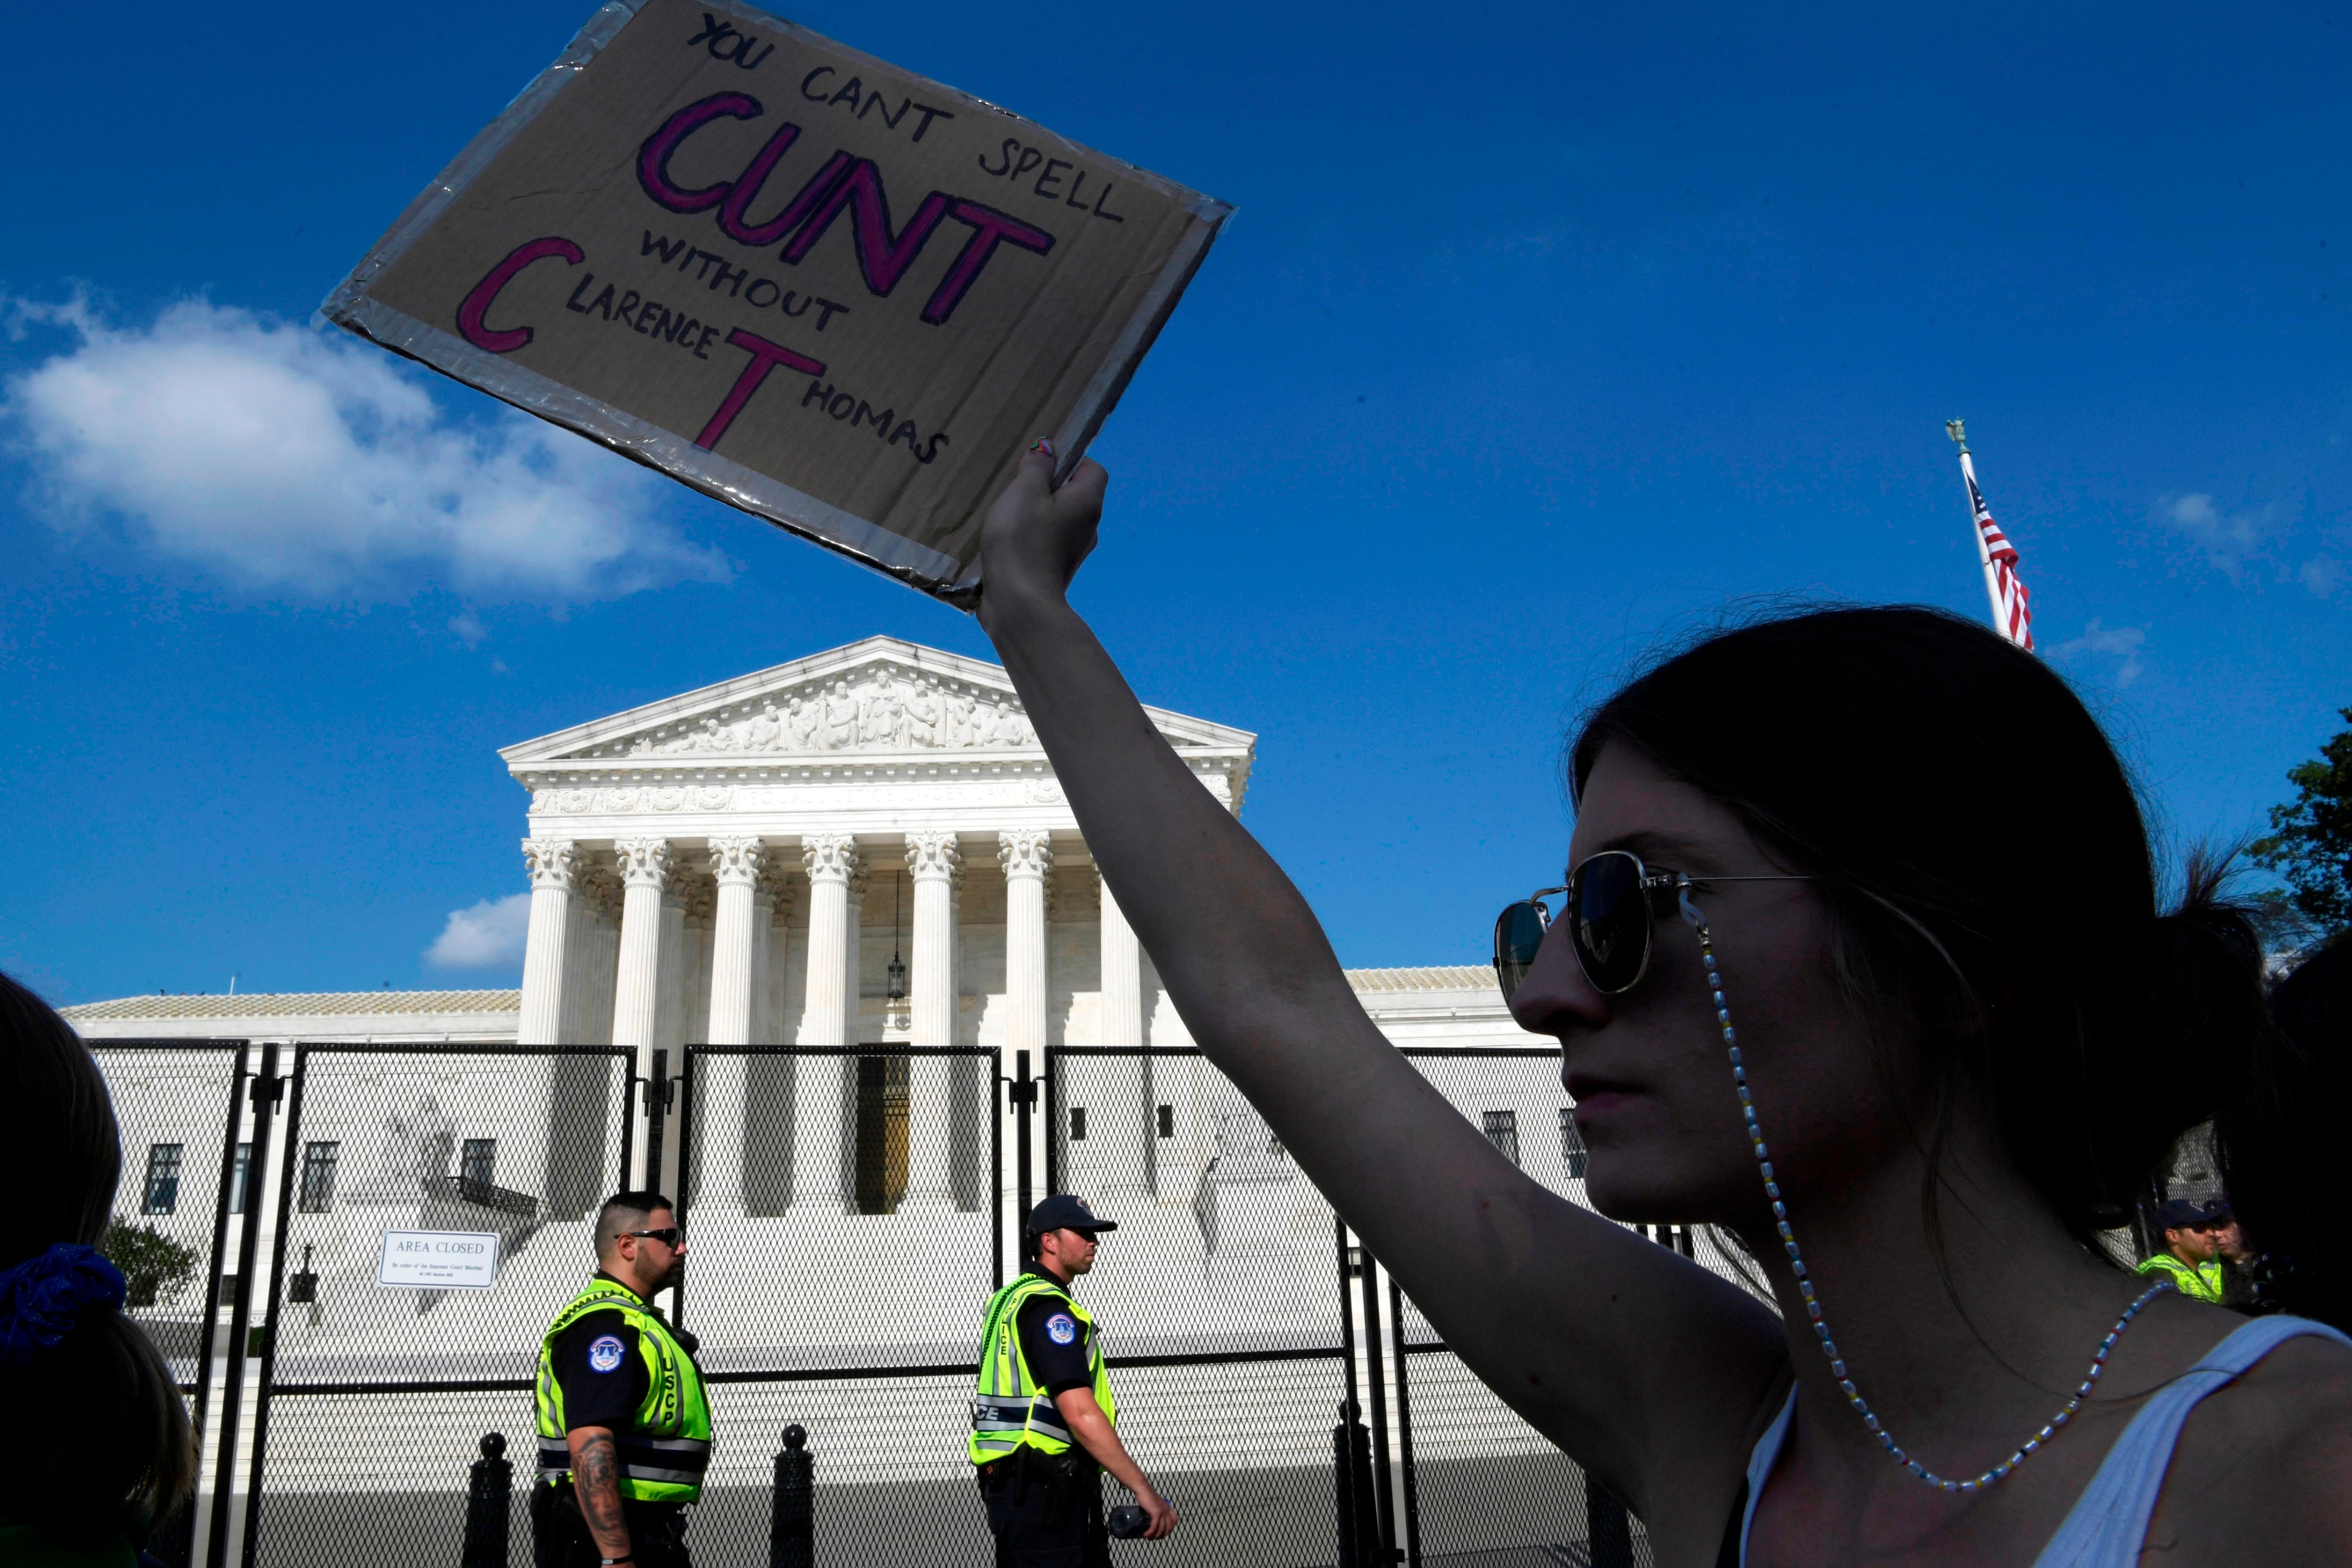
xmin=1584 ymin=1466 xmax=1632 ymax=1568
xmin=1331 ymin=1400 xmax=1378 ymax=1568
xmin=769 ymin=1423 xmax=813 ymax=1568
xmin=462 ymin=1433 xmax=512 ymax=1568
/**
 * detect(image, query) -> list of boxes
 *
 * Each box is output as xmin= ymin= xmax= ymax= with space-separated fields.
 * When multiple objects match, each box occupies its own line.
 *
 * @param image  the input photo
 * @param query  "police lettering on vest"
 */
xmin=537 ymin=1278 xmax=715 ymax=1503
xmin=970 ymin=1272 xmax=1116 ymax=1464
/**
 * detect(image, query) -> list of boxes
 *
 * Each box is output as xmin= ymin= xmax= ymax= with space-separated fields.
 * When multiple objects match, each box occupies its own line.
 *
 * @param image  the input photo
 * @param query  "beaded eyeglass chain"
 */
xmin=1678 ymin=886 xmax=2173 ymax=1494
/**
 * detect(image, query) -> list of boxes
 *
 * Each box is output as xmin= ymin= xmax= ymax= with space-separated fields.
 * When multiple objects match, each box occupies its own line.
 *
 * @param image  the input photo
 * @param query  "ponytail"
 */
xmin=2217 ymin=935 xmax=2350 ymax=1330
xmin=2076 ymin=852 xmax=2271 ymax=1225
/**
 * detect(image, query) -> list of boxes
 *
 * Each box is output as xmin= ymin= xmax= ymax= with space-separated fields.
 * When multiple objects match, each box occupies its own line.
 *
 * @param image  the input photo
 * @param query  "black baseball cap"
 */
xmin=2153 ymin=1198 xmax=2225 ymax=1230
xmin=1025 ymin=1194 xmax=1118 ymax=1236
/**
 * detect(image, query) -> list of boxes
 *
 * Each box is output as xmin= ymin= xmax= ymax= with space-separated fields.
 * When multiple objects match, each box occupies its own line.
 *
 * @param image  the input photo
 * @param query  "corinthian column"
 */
xmin=610 ymin=839 xmax=672 ymax=1063
xmin=795 ymin=834 xmax=864 ymax=1210
xmin=999 ymin=831 xmax=1054 ymax=1057
xmin=517 ymin=840 xmax=579 ymax=1045
xmin=610 ymin=839 xmax=673 ymax=1189
xmin=903 ymin=832 xmax=962 ymax=1210
xmin=707 ymin=838 xmax=768 ymax=1045
xmin=692 ymin=838 xmax=768 ymax=1216
xmin=1098 ymin=871 xmax=1153 ymax=1195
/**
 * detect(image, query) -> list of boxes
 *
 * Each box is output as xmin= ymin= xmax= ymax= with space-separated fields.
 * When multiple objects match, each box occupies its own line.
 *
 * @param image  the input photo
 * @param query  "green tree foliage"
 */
xmin=99 ymin=1216 xmax=200 ymax=1310
xmin=2250 ymin=707 xmax=2352 ymax=946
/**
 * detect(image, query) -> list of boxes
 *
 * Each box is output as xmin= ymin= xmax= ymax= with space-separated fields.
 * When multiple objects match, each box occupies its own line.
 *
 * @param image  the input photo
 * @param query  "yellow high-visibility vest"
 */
xmin=536 ymin=1279 xmax=713 ymax=1504
xmin=969 ymin=1272 xmax=1115 ymax=1465
xmin=2136 ymin=1252 xmax=2225 ymax=1305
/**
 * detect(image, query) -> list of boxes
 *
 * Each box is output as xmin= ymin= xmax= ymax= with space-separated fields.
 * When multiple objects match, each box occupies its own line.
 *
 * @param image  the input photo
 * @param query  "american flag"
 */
xmin=1966 ymin=466 xmax=2034 ymax=650
xmin=1959 ymin=452 xmax=2034 ymax=650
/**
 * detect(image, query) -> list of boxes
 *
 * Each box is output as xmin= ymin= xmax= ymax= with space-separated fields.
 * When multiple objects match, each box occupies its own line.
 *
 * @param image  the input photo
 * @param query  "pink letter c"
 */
xmin=455 ymin=236 xmax=584 ymax=354
xmin=638 ymin=92 xmax=763 ymax=213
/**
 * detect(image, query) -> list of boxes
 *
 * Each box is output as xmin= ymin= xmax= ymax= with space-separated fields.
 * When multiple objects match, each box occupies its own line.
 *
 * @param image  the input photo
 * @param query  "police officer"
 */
xmin=971 ymin=1195 xmax=1177 ymax=1563
xmin=534 ymin=1190 xmax=712 ymax=1568
xmin=2136 ymin=1197 xmax=2227 ymax=1304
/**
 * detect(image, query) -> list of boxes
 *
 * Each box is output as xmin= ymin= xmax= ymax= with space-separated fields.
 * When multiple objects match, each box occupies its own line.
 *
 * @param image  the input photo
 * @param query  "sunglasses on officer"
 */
xmin=1493 ymin=849 xmax=1813 ymax=1001
xmin=622 ymin=1227 xmax=685 ymax=1248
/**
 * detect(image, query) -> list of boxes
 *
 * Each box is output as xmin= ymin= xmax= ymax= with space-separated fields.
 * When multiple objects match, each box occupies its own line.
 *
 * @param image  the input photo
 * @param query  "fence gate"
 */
xmin=668 ymin=1043 xmax=1004 ymax=1568
xmin=236 ymin=1042 xmax=637 ymax=1568
xmin=1035 ymin=1044 xmax=1359 ymax=1567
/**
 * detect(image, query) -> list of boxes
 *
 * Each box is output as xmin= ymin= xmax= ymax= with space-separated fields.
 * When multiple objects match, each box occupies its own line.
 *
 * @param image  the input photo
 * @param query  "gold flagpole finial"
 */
xmin=1945 ymin=418 xmax=1969 ymax=453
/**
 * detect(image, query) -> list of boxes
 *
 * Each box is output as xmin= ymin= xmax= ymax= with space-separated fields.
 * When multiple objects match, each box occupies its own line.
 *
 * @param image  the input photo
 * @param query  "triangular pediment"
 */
xmin=500 ymin=637 xmax=1255 ymax=769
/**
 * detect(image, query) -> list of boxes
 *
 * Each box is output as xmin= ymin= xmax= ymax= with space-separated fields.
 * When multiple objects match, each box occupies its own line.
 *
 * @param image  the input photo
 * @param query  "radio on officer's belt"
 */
xmin=1107 ymin=1505 xmax=1150 ymax=1539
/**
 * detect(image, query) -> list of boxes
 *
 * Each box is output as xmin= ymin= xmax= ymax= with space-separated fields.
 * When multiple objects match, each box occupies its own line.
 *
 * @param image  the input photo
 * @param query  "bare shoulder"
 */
xmin=2146 ymin=1330 xmax=2352 ymax=1562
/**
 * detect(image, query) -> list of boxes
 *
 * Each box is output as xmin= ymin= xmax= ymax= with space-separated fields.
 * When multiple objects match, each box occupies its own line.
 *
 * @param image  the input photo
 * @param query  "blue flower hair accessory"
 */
xmin=0 ymin=1243 xmax=128 ymax=1367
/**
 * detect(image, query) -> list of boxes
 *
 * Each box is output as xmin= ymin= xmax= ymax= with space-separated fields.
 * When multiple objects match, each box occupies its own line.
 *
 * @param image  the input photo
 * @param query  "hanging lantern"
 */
xmin=887 ymin=873 xmax=908 ymax=1000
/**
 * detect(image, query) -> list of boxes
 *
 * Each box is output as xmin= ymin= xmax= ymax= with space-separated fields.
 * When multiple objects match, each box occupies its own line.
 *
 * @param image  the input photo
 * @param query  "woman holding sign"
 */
xmin=970 ymin=445 xmax=2352 ymax=1568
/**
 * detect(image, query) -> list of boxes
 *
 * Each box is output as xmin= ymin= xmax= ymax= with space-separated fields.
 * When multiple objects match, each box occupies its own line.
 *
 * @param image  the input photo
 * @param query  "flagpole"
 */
xmin=1946 ymin=419 xmax=2007 ymax=634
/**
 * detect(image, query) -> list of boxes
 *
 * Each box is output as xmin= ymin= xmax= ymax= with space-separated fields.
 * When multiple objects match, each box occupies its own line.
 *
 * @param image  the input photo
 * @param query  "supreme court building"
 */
xmin=72 ymin=636 xmax=1560 ymax=1244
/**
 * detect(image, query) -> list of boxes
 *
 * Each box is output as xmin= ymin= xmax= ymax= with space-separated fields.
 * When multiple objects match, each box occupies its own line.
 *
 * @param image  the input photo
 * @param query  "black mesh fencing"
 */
xmin=241 ymin=1044 xmax=636 ymax=1568
xmin=89 ymin=1040 xmax=252 ymax=1567
xmin=89 ymin=1035 xmax=1688 ymax=1566
xmin=668 ymin=1045 xmax=1003 ymax=1566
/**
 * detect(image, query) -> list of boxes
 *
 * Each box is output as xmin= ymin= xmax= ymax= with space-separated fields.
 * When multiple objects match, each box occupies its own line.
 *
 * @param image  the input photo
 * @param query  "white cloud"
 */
xmin=2052 ymin=617 xmax=2147 ymax=687
xmin=448 ymin=611 xmax=488 ymax=647
xmin=425 ymin=893 xmax=532 ymax=970
xmin=2155 ymin=491 xmax=2279 ymax=580
xmin=2301 ymin=554 xmax=2343 ymax=597
xmin=4 ymin=296 xmax=730 ymax=600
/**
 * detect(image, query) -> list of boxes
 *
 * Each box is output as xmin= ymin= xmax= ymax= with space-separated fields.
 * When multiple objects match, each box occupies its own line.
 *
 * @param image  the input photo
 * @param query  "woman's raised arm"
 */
xmin=972 ymin=449 xmax=1786 ymax=1537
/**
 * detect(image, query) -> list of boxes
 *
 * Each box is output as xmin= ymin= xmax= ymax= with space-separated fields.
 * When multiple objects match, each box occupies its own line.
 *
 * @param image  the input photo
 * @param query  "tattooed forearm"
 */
xmin=566 ymin=1426 xmax=633 ymax=1559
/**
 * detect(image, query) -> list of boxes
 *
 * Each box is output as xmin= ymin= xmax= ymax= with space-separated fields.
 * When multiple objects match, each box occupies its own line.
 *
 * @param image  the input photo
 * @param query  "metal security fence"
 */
xmin=1045 ymin=1045 xmax=1351 ymax=1568
xmin=88 ymin=1040 xmax=254 ymax=1568
xmin=668 ymin=1044 xmax=1004 ymax=1568
xmin=240 ymin=1043 xmax=637 ymax=1568
xmin=85 ymin=1035 xmax=1675 ymax=1567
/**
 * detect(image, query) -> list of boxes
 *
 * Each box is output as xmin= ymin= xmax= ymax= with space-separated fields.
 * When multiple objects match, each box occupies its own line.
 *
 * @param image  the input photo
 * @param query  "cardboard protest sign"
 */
xmin=323 ymin=0 xmax=1230 ymax=604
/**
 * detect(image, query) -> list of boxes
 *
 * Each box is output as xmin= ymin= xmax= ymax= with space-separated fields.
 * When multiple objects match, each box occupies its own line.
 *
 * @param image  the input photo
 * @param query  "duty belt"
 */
xmin=971 ymin=1393 xmax=1072 ymax=1446
xmin=538 ymin=1433 xmax=713 ymax=1488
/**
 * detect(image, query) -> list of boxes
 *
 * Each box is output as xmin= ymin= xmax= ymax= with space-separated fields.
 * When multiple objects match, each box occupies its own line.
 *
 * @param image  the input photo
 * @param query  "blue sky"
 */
xmin=4 ymin=1 xmax=2347 ymax=1003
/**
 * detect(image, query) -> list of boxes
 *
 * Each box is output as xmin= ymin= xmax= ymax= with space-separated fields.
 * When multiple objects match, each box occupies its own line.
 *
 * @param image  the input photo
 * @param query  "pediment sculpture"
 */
xmin=622 ymin=669 xmax=1036 ymax=757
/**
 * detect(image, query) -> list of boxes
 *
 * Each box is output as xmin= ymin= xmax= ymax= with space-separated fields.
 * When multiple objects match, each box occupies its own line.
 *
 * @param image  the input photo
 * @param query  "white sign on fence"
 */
xmin=376 ymin=1230 xmax=501 ymax=1290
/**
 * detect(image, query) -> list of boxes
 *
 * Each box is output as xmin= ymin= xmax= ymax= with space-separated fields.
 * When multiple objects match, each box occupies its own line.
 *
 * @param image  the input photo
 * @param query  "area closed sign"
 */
xmin=377 ymin=1230 xmax=501 ymax=1290
xmin=323 ymin=0 xmax=1231 ymax=604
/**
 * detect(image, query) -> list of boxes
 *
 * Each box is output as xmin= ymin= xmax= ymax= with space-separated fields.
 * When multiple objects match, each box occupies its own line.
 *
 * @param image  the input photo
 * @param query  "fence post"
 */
xmin=770 ymin=1423 xmax=813 ymax=1568
xmin=1585 ymin=1468 xmax=1632 ymax=1568
xmin=1333 ymin=1399 xmax=1378 ymax=1568
xmin=463 ymin=1433 xmax=512 ymax=1568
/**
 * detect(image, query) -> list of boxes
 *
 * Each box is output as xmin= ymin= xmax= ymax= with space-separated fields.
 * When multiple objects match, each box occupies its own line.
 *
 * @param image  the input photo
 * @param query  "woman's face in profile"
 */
xmin=1509 ymin=740 xmax=1913 ymax=1228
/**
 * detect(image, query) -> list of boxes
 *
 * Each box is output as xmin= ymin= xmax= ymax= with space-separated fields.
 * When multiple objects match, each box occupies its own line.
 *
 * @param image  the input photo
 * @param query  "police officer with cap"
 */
xmin=533 ymin=1190 xmax=712 ymax=1568
xmin=2137 ymin=1197 xmax=2228 ymax=1304
xmin=971 ymin=1194 xmax=1178 ymax=1561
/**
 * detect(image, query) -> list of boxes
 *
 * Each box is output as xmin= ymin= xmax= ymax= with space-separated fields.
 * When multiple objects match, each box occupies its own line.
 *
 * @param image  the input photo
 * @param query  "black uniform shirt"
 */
xmin=1012 ymin=1269 xmax=1096 ymax=1398
xmin=548 ymin=1274 xmax=700 ymax=1433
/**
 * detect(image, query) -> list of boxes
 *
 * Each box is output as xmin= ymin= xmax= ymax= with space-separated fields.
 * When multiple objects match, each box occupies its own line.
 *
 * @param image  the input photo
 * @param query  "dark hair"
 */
xmin=1570 ymin=606 xmax=2273 ymax=1247
xmin=2217 ymin=937 xmax=2349 ymax=1328
xmin=595 ymin=1190 xmax=674 ymax=1254
xmin=0 ymin=971 xmax=196 ymax=1537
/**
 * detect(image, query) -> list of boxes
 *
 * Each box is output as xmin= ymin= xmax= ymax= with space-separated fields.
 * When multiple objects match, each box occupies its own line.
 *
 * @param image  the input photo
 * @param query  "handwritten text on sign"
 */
xmin=326 ymin=0 xmax=1229 ymax=602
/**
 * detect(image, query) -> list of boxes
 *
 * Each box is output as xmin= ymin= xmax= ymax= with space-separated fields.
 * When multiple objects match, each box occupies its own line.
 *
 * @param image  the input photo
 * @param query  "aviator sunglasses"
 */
xmin=622 ymin=1227 xmax=686 ymax=1248
xmin=1492 ymin=849 xmax=1811 ymax=1000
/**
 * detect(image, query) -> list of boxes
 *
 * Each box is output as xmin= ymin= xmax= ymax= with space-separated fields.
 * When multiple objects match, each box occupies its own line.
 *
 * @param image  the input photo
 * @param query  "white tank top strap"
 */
xmin=1736 ymin=1386 xmax=1796 ymax=1565
xmin=2029 ymin=1314 xmax=2351 ymax=1568
xmin=1735 ymin=1315 xmax=2352 ymax=1568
